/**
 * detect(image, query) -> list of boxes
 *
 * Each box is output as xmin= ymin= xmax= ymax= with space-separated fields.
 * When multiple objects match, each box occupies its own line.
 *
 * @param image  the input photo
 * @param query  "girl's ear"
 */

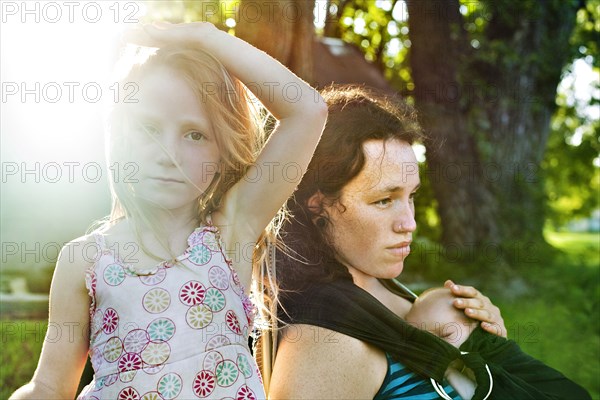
xmin=307 ymin=190 xmax=325 ymax=214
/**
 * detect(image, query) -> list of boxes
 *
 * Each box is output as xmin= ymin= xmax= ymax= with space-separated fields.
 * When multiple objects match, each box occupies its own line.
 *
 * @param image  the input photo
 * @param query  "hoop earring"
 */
xmin=315 ymin=217 xmax=326 ymax=228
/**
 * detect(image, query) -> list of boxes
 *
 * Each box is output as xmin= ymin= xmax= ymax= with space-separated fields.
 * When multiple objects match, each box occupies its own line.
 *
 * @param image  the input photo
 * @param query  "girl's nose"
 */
xmin=156 ymin=133 xmax=180 ymax=166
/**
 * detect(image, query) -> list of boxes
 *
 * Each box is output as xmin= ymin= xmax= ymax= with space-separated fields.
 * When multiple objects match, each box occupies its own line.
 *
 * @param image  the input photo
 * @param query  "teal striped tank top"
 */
xmin=374 ymin=353 xmax=462 ymax=399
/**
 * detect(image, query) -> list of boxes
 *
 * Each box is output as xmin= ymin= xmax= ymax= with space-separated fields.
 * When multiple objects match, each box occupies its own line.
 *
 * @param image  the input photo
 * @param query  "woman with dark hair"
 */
xmin=268 ymin=86 xmax=590 ymax=400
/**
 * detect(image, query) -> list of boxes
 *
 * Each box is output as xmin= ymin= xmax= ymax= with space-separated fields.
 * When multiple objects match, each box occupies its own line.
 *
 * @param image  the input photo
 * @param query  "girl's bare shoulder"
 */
xmin=56 ymin=230 xmax=108 ymax=280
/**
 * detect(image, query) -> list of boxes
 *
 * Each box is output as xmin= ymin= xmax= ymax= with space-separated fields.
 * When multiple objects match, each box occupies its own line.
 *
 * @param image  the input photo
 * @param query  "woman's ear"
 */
xmin=307 ymin=190 xmax=325 ymax=214
xmin=307 ymin=191 xmax=328 ymax=229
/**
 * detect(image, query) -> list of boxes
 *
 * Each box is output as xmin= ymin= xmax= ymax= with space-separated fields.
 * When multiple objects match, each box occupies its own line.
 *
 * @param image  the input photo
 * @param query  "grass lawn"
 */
xmin=545 ymin=231 xmax=600 ymax=268
xmin=496 ymin=231 xmax=600 ymax=399
xmin=1 ymin=321 xmax=47 ymax=400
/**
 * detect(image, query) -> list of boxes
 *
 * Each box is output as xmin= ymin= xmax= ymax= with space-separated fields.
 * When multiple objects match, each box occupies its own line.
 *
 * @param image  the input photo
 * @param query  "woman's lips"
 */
xmin=387 ymin=242 xmax=411 ymax=257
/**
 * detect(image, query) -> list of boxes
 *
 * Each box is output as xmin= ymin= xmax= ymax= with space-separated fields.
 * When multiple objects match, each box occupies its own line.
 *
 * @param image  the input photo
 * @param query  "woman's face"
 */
xmin=322 ymin=139 xmax=420 ymax=280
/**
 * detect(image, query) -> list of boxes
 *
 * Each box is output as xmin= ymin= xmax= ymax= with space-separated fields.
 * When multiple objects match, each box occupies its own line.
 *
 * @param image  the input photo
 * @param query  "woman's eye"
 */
xmin=185 ymin=131 xmax=206 ymax=142
xmin=374 ymin=198 xmax=392 ymax=206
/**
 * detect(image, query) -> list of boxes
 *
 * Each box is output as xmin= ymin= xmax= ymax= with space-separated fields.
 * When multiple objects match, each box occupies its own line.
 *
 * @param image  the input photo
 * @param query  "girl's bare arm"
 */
xmin=10 ymin=238 xmax=93 ymax=399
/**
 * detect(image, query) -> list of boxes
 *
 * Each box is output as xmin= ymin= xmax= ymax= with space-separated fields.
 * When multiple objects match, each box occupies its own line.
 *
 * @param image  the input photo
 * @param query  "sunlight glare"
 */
xmin=2 ymin=1 xmax=145 ymax=163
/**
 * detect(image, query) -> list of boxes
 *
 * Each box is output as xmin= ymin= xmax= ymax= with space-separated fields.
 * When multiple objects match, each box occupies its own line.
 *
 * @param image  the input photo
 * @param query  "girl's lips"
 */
xmin=150 ymin=177 xmax=185 ymax=183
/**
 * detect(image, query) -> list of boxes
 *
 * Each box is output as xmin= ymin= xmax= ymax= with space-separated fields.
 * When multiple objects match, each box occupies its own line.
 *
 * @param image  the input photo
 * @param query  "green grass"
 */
xmin=497 ymin=231 xmax=600 ymax=399
xmin=0 ymin=321 xmax=47 ymax=400
xmin=0 ymin=320 xmax=94 ymax=398
xmin=545 ymin=231 xmax=600 ymax=269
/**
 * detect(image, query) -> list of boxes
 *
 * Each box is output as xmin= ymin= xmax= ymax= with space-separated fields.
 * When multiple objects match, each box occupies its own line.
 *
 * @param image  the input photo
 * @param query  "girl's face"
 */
xmin=124 ymin=66 xmax=221 ymax=212
xmin=322 ymin=139 xmax=420 ymax=281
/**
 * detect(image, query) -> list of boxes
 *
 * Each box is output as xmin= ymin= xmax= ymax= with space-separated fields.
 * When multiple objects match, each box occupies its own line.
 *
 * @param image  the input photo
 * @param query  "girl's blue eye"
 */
xmin=135 ymin=122 xmax=158 ymax=135
xmin=145 ymin=125 xmax=159 ymax=135
xmin=185 ymin=131 xmax=206 ymax=142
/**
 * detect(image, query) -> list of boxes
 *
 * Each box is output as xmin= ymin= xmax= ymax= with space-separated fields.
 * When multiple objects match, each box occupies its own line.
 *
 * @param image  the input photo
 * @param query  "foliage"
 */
xmin=544 ymin=94 xmax=599 ymax=228
xmin=570 ymin=0 xmax=600 ymax=69
xmin=414 ymin=162 xmax=442 ymax=240
xmin=460 ymin=0 xmax=599 ymax=233
xmin=543 ymin=0 xmax=600 ymax=229
xmin=328 ymin=0 xmax=414 ymax=96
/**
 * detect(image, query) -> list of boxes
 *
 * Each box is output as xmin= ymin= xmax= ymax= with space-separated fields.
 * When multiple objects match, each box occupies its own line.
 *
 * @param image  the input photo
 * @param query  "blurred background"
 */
xmin=1 ymin=0 xmax=598 ymax=397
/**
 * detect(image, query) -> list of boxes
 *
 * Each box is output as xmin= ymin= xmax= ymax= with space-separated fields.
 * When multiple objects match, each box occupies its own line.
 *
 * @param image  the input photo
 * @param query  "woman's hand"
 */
xmin=445 ymin=279 xmax=507 ymax=338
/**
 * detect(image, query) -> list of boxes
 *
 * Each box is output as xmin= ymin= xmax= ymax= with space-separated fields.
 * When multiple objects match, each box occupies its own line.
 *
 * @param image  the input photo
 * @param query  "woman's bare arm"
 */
xmin=269 ymin=324 xmax=387 ymax=400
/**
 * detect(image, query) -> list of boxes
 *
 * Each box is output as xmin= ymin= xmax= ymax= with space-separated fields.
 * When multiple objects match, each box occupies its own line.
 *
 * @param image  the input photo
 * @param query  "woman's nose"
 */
xmin=393 ymin=206 xmax=417 ymax=233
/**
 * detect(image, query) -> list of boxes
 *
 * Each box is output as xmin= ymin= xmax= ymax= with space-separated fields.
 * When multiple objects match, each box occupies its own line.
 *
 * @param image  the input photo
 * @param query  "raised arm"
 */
xmin=127 ymin=22 xmax=328 ymax=240
xmin=10 ymin=238 xmax=92 ymax=399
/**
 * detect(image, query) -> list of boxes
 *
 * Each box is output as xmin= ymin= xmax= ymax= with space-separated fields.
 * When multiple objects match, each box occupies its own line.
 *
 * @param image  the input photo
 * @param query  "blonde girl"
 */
xmin=10 ymin=21 xmax=327 ymax=400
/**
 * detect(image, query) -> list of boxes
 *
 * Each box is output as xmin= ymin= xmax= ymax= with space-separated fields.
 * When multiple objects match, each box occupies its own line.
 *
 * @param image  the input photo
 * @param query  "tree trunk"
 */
xmin=406 ymin=0 xmax=580 ymax=262
xmin=323 ymin=0 xmax=348 ymax=38
xmin=235 ymin=0 xmax=315 ymax=82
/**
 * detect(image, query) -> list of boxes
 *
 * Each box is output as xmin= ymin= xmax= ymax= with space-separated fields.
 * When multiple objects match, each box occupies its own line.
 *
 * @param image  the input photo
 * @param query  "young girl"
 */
xmin=10 ymin=21 xmax=327 ymax=400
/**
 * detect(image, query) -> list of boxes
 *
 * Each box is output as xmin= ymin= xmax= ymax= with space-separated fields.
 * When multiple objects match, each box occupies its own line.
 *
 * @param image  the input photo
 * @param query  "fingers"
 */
xmin=461 ymin=306 xmax=508 ymax=337
xmin=461 ymin=305 xmax=492 ymax=321
xmin=123 ymin=21 xmax=186 ymax=47
xmin=444 ymin=279 xmax=455 ymax=289
xmin=452 ymin=297 xmax=490 ymax=312
xmin=447 ymin=280 xmax=508 ymax=338
xmin=123 ymin=21 xmax=218 ymax=48
xmin=149 ymin=20 xmax=172 ymax=29
xmin=143 ymin=21 xmax=175 ymax=37
xmin=448 ymin=282 xmax=480 ymax=299
xmin=448 ymin=283 xmax=492 ymax=316
xmin=453 ymin=297 xmax=496 ymax=320
xmin=121 ymin=25 xmax=157 ymax=47
xmin=481 ymin=321 xmax=508 ymax=338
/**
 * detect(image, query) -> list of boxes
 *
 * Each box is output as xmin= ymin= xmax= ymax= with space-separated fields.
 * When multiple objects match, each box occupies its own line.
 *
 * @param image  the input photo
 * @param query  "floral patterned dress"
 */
xmin=77 ymin=225 xmax=264 ymax=400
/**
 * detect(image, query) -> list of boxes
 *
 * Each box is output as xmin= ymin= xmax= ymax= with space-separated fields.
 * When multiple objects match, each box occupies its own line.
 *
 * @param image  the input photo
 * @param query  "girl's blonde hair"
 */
xmin=102 ymin=44 xmax=282 ymax=321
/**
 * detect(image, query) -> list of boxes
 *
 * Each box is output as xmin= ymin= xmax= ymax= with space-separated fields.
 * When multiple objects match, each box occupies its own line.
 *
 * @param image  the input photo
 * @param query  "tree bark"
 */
xmin=323 ymin=0 xmax=347 ymax=38
xmin=406 ymin=0 xmax=580 ymax=261
xmin=235 ymin=0 xmax=315 ymax=82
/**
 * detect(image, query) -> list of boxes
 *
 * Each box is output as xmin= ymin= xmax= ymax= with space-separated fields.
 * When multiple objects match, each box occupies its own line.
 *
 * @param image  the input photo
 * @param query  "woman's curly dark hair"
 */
xmin=277 ymin=85 xmax=424 ymax=292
